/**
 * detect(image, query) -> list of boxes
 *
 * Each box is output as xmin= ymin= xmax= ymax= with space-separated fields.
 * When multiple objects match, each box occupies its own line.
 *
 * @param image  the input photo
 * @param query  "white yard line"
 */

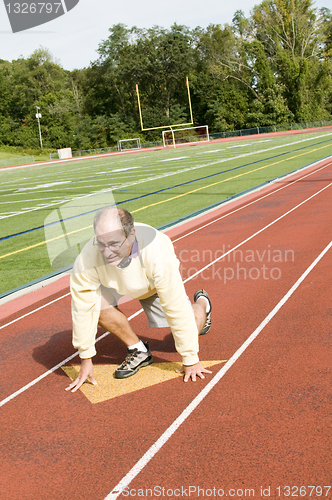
xmin=1 ymin=132 xmax=331 ymax=220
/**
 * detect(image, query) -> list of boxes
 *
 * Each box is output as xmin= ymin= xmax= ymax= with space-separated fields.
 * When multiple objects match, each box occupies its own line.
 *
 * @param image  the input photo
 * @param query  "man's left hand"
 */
xmin=177 ymin=362 xmax=212 ymax=382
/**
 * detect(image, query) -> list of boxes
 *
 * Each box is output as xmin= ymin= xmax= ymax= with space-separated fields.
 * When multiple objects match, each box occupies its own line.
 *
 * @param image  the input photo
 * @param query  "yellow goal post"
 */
xmin=135 ymin=77 xmax=195 ymax=147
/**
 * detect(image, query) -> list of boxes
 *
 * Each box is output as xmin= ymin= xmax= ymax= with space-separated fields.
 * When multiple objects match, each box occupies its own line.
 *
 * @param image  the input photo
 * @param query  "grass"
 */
xmin=0 ymin=130 xmax=331 ymax=295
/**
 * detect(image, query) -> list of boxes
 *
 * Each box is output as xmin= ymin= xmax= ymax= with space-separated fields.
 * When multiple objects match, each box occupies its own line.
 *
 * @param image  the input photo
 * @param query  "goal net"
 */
xmin=117 ymin=138 xmax=141 ymax=151
xmin=162 ymin=126 xmax=209 ymax=147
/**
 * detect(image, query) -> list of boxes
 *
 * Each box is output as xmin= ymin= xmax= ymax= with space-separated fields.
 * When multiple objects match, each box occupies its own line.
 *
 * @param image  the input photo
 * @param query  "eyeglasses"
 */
xmin=93 ymin=236 xmax=127 ymax=252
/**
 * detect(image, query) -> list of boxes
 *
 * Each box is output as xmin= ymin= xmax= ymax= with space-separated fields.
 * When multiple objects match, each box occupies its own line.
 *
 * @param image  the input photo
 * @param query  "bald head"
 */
xmin=93 ymin=207 xmax=135 ymax=266
xmin=94 ymin=207 xmax=134 ymax=237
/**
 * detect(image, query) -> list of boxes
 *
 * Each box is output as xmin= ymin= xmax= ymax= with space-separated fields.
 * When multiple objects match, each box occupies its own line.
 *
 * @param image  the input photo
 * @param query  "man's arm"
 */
xmin=68 ymin=252 xmax=101 ymax=391
xmin=70 ymin=253 xmax=102 ymax=359
xmin=145 ymin=232 xmax=210 ymax=381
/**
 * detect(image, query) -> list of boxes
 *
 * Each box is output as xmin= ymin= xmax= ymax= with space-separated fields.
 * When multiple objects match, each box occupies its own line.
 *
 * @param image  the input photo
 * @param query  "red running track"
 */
xmin=0 ymin=159 xmax=331 ymax=500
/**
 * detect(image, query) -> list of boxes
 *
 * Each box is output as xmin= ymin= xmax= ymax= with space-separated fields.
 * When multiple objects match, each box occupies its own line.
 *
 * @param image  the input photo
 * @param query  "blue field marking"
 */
xmin=1 ymin=137 xmax=331 ymax=242
xmin=2 ymin=153 xmax=329 ymax=300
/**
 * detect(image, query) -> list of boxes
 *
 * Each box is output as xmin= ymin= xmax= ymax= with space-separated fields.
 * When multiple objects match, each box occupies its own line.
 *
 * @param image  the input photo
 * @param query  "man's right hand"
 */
xmin=65 ymin=358 xmax=97 ymax=393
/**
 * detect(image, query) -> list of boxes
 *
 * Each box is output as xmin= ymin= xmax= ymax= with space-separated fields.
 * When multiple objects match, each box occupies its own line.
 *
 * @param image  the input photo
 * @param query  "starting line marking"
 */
xmin=0 ymin=166 xmax=331 ymax=409
xmin=106 ymin=238 xmax=332 ymax=499
xmin=62 ymin=360 xmax=226 ymax=404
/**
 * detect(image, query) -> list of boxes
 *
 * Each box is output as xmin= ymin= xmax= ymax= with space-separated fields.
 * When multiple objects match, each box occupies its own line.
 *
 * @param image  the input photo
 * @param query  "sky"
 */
xmin=0 ymin=0 xmax=329 ymax=71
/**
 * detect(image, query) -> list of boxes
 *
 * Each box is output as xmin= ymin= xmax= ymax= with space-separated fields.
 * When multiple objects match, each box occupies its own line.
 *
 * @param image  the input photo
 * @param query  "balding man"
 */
xmin=66 ymin=207 xmax=212 ymax=393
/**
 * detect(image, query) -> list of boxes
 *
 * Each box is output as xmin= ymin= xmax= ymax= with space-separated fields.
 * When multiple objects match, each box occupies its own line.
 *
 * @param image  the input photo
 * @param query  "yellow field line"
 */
xmin=132 ymin=146 xmax=320 ymax=212
xmin=0 ymin=143 xmax=329 ymax=260
xmin=0 ymin=225 xmax=94 ymax=260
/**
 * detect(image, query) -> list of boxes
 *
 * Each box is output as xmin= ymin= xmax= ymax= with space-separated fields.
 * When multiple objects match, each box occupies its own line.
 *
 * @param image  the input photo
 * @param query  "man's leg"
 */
xmin=98 ymin=305 xmax=140 ymax=347
xmin=98 ymin=296 xmax=153 ymax=379
xmin=140 ymin=291 xmax=211 ymax=336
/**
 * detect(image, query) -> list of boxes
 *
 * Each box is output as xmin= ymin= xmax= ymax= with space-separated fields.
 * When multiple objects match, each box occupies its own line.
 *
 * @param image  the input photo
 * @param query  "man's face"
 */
xmin=94 ymin=215 xmax=134 ymax=266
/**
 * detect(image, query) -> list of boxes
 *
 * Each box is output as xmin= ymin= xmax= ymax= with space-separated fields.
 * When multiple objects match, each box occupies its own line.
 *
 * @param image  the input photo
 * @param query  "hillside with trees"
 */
xmin=0 ymin=0 xmax=331 ymax=151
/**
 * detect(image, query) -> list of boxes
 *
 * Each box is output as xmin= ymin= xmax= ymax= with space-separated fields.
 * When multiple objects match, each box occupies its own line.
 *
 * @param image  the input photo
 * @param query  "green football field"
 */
xmin=1 ymin=129 xmax=332 ymax=295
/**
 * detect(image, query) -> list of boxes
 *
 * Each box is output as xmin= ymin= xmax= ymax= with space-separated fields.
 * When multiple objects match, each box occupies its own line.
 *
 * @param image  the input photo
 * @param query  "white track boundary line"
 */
xmin=173 ymin=159 xmax=332 ymax=243
xmin=0 ymin=177 xmax=331 ymax=408
xmin=2 ymin=165 xmax=330 ymax=330
xmin=0 ymin=309 xmax=143 ymax=408
xmin=106 ymin=238 xmax=332 ymax=500
xmin=0 ymin=293 xmax=71 ymax=331
xmin=3 ymin=157 xmax=330 ymax=307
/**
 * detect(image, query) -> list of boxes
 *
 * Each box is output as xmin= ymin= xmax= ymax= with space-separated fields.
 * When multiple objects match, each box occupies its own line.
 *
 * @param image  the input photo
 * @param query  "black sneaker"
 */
xmin=114 ymin=342 xmax=153 ymax=379
xmin=194 ymin=289 xmax=212 ymax=335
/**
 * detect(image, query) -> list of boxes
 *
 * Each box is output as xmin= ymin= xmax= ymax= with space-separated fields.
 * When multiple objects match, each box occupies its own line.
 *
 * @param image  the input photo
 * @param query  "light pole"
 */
xmin=35 ymin=106 xmax=43 ymax=149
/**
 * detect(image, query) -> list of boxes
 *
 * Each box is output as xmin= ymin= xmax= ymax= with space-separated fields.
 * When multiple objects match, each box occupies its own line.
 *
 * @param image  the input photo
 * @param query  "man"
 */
xmin=66 ymin=207 xmax=212 ymax=393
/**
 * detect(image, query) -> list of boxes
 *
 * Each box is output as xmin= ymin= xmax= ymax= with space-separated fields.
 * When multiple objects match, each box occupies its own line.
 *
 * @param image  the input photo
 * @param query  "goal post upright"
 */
xmin=135 ymin=84 xmax=144 ymax=131
xmin=186 ymin=76 xmax=194 ymax=125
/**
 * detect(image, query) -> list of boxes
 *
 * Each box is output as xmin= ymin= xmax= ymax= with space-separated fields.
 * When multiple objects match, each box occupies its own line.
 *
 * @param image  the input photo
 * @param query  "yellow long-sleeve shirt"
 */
xmin=70 ymin=222 xmax=199 ymax=365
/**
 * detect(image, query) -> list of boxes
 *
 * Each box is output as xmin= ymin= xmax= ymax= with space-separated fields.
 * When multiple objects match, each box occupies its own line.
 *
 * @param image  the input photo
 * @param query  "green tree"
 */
xmin=194 ymin=23 xmax=254 ymax=130
xmin=0 ymin=48 xmax=82 ymax=148
xmin=252 ymin=0 xmax=331 ymax=121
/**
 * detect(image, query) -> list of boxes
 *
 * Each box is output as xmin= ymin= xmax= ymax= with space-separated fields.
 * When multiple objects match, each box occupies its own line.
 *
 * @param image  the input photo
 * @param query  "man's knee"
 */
xmin=98 ymin=305 xmax=119 ymax=325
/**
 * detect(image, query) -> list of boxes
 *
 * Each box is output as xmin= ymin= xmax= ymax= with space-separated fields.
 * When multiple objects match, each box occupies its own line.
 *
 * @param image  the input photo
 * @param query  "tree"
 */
xmin=252 ymin=0 xmax=331 ymax=121
xmin=0 ymin=48 xmax=82 ymax=148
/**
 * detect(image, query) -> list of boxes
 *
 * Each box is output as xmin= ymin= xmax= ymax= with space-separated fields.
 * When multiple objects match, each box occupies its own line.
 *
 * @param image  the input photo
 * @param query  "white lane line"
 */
xmin=0 ymin=168 xmax=331 ymax=408
xmin=181 ymin=180 xmax=332 ymax=283
xmin=4 ymin=162 xmax=323 ymax=319
xmin=0 ymin=293 xmax=71 ymax=331
xmin=0 ymin=309 xmax=143 ymax=408
xmin=106 ymin=238 xmax=332 ymax=499
xmin=173 ymin=159 xmax=332 ymax=244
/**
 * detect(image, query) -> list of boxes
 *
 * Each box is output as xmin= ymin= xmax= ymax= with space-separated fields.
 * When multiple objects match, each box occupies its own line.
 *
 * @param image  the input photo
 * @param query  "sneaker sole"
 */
xmin=194 ymin=289 xmax=212 ymax=335
xmin=114 ymin=356 xmax=153 ymax=379
xmin=199 ymin=324 xmax=211 ymax=335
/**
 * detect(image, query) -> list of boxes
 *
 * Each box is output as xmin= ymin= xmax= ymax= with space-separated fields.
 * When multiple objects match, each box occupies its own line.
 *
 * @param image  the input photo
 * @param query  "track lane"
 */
xmin=1 ymin=166 xmax=331 ymax=404
xmin=0 ymin=160 xmax=331 ymax=500
xmin=126 ymin=242 xmax=332 ymax=499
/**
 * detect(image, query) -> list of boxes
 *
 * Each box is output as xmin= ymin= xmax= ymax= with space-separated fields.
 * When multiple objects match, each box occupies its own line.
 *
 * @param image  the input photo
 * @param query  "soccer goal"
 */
xmin=117 ymin=138 xmax=141 ymax=151
xmin=162 ymin=126 xmax=209 ymax=147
